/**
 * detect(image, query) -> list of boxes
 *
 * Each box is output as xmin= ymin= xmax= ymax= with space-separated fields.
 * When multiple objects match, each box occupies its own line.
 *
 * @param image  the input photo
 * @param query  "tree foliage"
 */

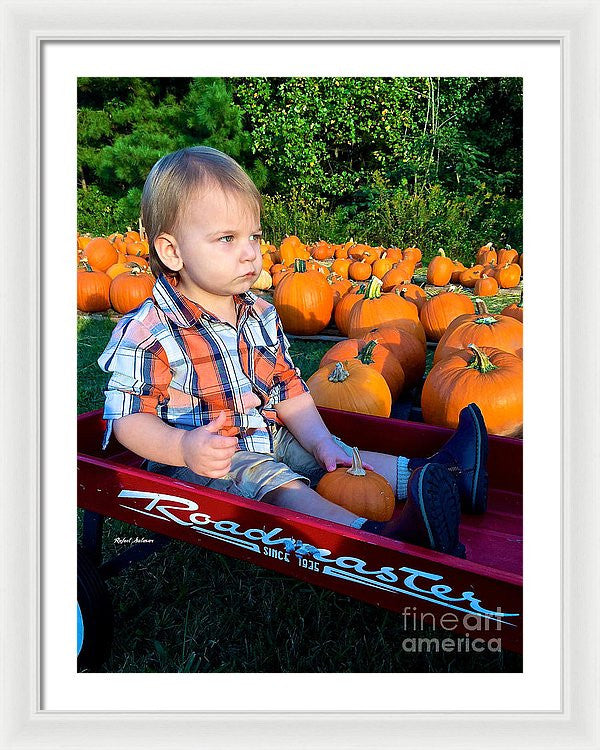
xmin=77 ymin=76 xmax=522 ymax=254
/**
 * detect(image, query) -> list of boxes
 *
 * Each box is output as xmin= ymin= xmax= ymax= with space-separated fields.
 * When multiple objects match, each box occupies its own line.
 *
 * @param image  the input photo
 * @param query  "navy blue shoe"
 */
xmin=394 ymin=464 xmax=465 ymax=558
xmin=409 ymin=403 xmax=488 ymax=514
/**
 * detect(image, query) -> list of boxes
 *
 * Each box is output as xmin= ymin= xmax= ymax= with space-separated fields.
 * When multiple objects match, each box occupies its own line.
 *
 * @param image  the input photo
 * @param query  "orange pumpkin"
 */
xmin=109 ymin=266 xmax=155 ymax=314
xmin=77 ymin=261 xmax=111 ymax=312
xmin=495 ymin=263 xmax=521 ymax=289
xmin=482 ymin=261 xmax=498 ymax=278
xmin=348 ymin=260 xmax=372 ymax=282
xmin=333 ymin=285 xmax=365 ymax=335
xmin=311 ymin=240 xmax=333 ymax=261
xmin=279 ymin=235 xmax=310 ymax=266
xmin=502 ymin=295 xmax=524 ymax=323
xmin=105 ymin=260 xmax=146 ymax=281
xmin=320 ymin=339 xmax=405 ymax=400
xmin=126 ymin=240 xmax=149 ymax=257
xmin=381 ymin=264 xmax=413 ymax=292
xmin=327 ymin=274 xmax=353 ymax=309
xmin=450 ymin=261 xmax=467 ymax=284
xmin=459 ymin=265 xmax=484 ymax=288
xmin=273 ymin=258 xmax=334 ymax=335
xmin=419 ymin=291 xmax=475 ymax=342
xmin=433 ymin=300 xmax=523 ymax=363
xmin=422 ymin=345 xmax=523 ymax=437
xmin=403 ymin=246 xmax=422 ymax=264
xmin=476 ymin=242 xmax=497 ymax=266
xmin=331 ymin=258 xmax=352 ymax=279
xmin=306 ymin=360 xmax=392 ymax=417
xmin=83 ymin=237 xmax=118 ymax=272
xmin=348 ymin=243 xmax=372 ymax=261
xmin=393 ymin=283 xmax=427 ymax=312
xmin=383 ymin=247 xmax=403 ymax=264
xmin=363 ymin=325 xmax=426 ymax=389
xmin=316 ymin=447 xmax=395 ymax=522
xmin=474 ymin=274 xmax=499 ymax=297
xmin=271 ymin=266 xmax=292 ymax=287
xmin=426 ymin=249 xmax=453 ymax=286
xmin=124 ymin=254 xmax=149 ymax=268
xmin=347 ymin=277 xmax=420 ymax=340
xmin=77 ymin=235 xmax=93 ymax=252
xmin=361 ymin=247 xmax=381 ymax=265
xmin=497 ymin=246 xmax=519 ymax=266
xmin=396 ymin=318 xmax=427 ymax=349
xmin=371 ymin=255 xmax=394 ymax=280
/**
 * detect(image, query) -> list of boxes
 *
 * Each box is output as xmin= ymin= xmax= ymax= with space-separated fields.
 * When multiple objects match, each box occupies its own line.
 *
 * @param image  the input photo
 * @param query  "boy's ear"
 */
xmin=154 ymin=233 xmax=184 ymax=272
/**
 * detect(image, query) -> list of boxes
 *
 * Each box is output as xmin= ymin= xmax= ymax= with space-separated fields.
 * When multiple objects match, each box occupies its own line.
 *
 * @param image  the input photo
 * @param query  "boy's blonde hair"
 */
xmin=141 ymin=146 xmax=262 ymax=279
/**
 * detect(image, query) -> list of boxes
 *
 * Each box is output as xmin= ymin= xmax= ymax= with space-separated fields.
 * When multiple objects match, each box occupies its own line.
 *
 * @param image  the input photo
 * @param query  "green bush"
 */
xmin=77 ymin=186 xmax=142 ymax=237
xmin=261 ymin=184 xmax=521 ymax=265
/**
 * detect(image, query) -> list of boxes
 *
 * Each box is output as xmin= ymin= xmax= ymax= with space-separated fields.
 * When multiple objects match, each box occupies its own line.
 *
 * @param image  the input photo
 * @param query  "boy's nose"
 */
xmin=240 ymin=241 xmax=259 ymax=261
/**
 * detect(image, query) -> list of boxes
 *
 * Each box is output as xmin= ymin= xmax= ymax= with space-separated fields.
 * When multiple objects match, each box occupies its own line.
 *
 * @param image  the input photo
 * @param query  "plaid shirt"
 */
xmin=98 ymin=273 xmax=309 ymax=454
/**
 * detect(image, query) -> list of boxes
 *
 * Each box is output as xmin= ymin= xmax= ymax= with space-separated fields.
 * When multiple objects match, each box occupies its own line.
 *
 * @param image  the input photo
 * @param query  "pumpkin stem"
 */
xmin=363 ymin=276 xmax=383 ymax=300
xmin=437 ymin=248 xmax=446 ymax=257
xmin=293 ymin=258 xmax=307 ymax=273
xmin=467 ymin=344 xmax=498 ymax=373
xmin=356 ymin=339 xmax=377 ymax=365
xmin=346 ymin=447 xmax=367 ymax=477
xmin=474 ymin=298 xmax=489 ymax=315
xmin=81 ymin=259 xmax=93 ymax=272
xmin=328 ymin=361 xmax=350 ymax=383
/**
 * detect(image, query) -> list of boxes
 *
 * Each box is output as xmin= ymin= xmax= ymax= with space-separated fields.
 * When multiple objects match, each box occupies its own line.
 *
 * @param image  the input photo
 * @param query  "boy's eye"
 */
xmin=219 ymin=235 xmax=234 ymax=243
xmin=250 ymin=234 xmax=262 ymax=242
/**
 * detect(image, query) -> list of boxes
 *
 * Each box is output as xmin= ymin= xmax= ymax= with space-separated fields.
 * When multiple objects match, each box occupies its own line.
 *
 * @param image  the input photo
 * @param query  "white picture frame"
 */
xmin=2 ymin=0 xmax=599 ymax=746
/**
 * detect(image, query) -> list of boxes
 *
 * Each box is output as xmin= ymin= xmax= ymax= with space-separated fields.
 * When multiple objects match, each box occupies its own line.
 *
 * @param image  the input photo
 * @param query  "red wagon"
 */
xmin=77 ymin=406 xmax=523 ymax=668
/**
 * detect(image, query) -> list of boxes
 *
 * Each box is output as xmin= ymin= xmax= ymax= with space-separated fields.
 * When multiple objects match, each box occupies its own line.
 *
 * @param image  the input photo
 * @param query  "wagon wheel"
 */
xmin=77 ymin=546 xmax=113 ymax=672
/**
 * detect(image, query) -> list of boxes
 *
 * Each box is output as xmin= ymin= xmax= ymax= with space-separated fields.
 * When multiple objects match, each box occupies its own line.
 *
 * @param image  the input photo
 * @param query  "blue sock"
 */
xmin=396 ymin=456 xmax=411 ymax=499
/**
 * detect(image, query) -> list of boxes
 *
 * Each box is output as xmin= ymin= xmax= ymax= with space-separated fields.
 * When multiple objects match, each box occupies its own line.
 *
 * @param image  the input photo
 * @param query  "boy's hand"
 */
xmin=313 ymin=436 xmax=374 ymax=473
xmin=180 ymin=411 xmax=239 ymax=478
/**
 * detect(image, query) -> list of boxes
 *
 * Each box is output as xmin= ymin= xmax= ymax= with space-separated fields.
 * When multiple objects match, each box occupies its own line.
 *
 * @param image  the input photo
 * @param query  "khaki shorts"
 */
xmin=145 ymin=425 xmax=353 ymax=502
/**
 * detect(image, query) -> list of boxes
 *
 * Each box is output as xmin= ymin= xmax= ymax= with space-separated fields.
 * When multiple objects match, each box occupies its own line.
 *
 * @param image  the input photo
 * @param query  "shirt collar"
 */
xmin=153 ymin=273 xmax=259 ymax=328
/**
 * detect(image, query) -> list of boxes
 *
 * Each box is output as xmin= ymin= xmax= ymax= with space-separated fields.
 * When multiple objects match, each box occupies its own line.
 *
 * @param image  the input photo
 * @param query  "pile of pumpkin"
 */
xmin=262 ymin=237 xmax=524 ymax=438
xmin=426 ymin=242 xmax=523 ymax=295
xmin=76 ymin=230 xmax=156 ymax=314
xmin=257 ymin=235 xmax=426 ymax=337
xmin=305 ymin=283 xmax=523 ymax=438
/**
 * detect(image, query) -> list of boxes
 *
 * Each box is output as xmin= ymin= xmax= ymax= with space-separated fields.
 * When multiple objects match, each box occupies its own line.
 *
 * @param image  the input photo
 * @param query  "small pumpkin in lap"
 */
xmin=316 ymin=447 xmax=395 ymax=522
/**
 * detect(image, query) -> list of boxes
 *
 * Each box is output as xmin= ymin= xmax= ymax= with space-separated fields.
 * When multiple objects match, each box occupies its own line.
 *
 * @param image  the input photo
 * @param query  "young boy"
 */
xmin=98 ymin=146 xmax=488 ymax=559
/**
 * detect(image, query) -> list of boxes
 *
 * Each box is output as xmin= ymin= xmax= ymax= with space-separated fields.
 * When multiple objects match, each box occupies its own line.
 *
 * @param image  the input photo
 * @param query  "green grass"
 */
xmin=77 ymin=296 xmax=522 ymax=674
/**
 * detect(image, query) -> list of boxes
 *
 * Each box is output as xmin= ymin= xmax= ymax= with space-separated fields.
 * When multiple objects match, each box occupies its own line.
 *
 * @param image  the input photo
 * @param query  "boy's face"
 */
xmin=156 ymin=184 xmax=263 ymax=303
